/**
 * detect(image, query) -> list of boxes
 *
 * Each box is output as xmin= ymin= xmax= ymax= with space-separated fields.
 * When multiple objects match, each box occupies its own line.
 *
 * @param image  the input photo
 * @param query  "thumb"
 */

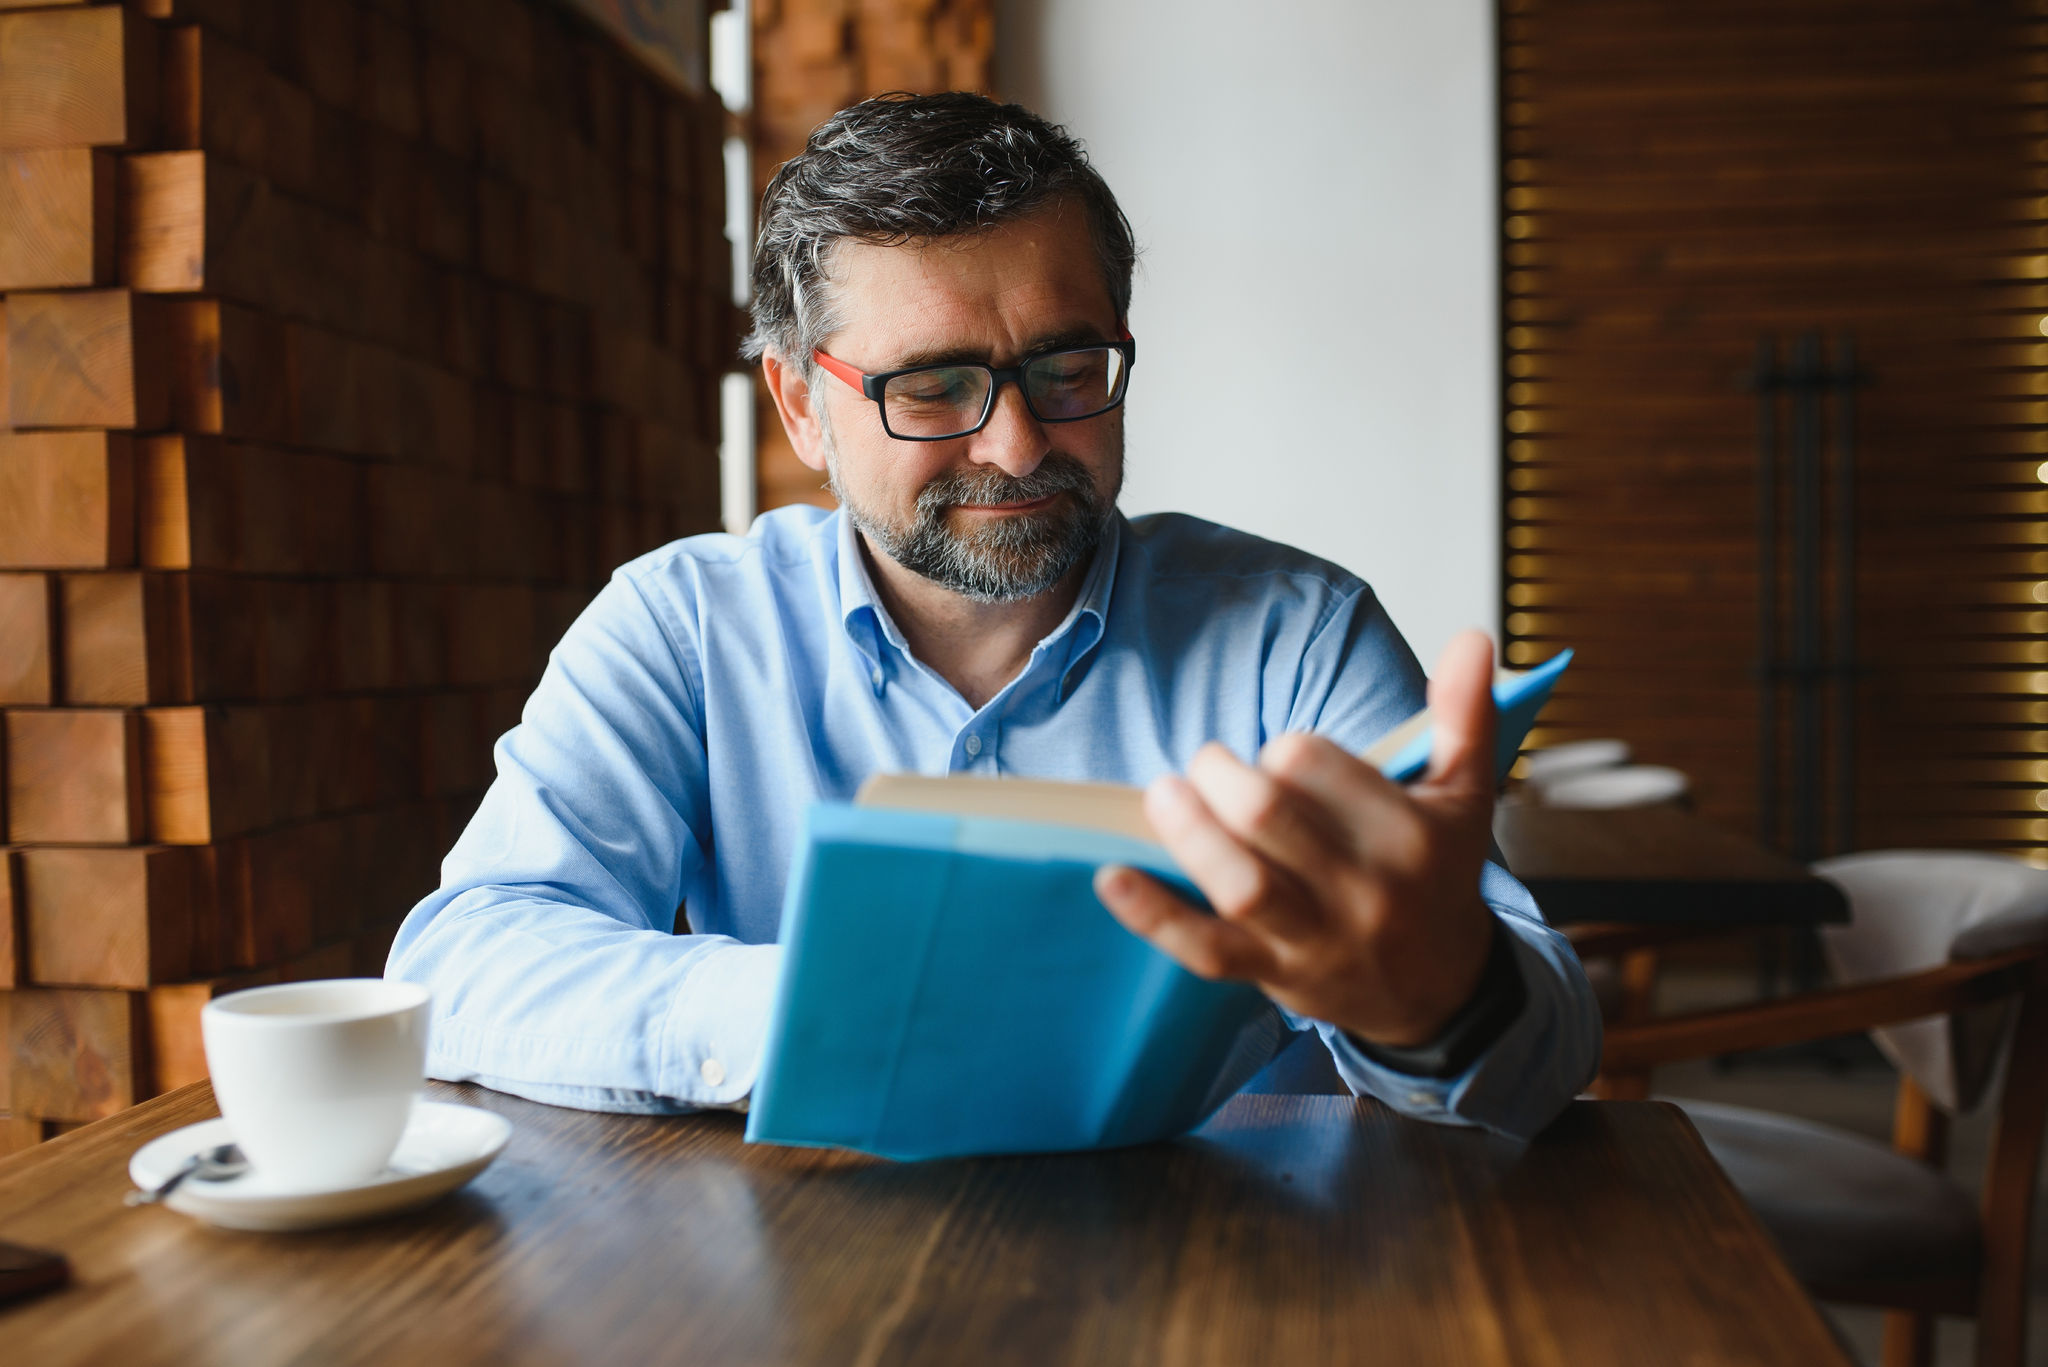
xmin=1421 ymin=629 xmax=1498 ymax=800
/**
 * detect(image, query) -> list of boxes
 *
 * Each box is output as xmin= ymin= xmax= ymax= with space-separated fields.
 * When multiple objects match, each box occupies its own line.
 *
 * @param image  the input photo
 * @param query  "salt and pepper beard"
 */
xmin=826 ymin=426 xmax=1119 ymax=604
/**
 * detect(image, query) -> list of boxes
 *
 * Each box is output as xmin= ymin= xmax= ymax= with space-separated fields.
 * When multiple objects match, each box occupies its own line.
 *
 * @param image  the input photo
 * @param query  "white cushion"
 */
xmin=1815 ymin=850 xmax=2048 ymax=1112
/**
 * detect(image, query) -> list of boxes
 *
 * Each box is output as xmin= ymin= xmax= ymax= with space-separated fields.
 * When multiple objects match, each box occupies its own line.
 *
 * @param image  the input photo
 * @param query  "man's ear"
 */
xmin=761 ymin=350 xmax=830 ymax=474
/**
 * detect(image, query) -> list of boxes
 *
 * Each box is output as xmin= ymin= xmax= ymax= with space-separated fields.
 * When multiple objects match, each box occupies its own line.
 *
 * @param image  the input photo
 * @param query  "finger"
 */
xmin=1184 ymin=741 xmax=1354 ymax=883
xmin=1142 ymin=770 xmax=1321 ymax=941
xmin=1421 ymin=629 xmax=1499 ymax=802
xmin=1252 ymin=731 xmax=1408 ymax=859
xmin=1093 ymin=865 xmax=1278 ymax=982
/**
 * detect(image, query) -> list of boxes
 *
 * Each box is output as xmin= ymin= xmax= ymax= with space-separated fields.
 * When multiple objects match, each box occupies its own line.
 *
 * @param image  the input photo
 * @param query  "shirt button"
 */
xmin=700 ymin=1058 xmax=727 ymax=1087
xmin=964 ymin=734 xmax=982 ymax=757
xmin=870 ymin=668 xmax=882 ymax=687
xmin=1407 ymin=1090 xmax=1435 ymax=1108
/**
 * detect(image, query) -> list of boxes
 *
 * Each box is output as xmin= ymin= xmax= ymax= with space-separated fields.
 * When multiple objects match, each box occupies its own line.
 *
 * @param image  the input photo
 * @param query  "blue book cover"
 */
xmin=745 ymin=651 xmax=1571 ymax=1161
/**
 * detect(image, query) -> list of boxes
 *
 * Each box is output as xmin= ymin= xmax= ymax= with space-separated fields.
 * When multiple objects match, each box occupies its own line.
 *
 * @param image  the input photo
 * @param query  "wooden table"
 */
xmin=1494 ymin=803 xmax=1849 ymax=930
xmin=0 ymin=1081 xmax=1848 ymax=1366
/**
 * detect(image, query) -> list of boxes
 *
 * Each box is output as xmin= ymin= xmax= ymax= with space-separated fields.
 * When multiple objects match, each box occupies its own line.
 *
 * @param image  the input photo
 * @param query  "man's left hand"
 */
xmin=1092 ymin=630 xmax=1503 ymax=1050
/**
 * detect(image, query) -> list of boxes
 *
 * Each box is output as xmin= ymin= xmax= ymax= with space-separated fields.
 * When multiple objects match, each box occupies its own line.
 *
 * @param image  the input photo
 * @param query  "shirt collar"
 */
xmin=1053 ymin=513 xmax=1120 ymax=695
xmin=835 ymin=512 xmax=900 ymax=673
xmin=834 ymin=507 xmax=1126 ymax=694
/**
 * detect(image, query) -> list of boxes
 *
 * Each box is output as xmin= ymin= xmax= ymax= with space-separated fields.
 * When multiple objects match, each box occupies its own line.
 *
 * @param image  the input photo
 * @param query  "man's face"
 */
xmin=797 ymin=202 xmax=1126 ymax=603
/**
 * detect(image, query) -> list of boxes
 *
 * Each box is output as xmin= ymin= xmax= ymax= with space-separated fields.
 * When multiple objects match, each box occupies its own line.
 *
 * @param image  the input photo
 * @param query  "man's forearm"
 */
xmin=388 ymin=885 xmax=781 ymax=1113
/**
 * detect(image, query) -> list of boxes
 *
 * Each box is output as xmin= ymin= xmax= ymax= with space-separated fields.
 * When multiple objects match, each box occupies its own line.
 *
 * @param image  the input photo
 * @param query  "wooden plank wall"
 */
xmin=1501 ymin=0 xmax=2046 ymax=858
xmin=0 ymin=0 xmax=733 ymax=1151
xmin=747 ymin=0 xmax=993 ymax=515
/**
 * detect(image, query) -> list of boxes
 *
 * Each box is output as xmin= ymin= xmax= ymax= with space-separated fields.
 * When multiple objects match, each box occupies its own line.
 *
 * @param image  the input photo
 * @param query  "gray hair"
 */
xmin=742 ymin=92 xmax=1137 ymax=376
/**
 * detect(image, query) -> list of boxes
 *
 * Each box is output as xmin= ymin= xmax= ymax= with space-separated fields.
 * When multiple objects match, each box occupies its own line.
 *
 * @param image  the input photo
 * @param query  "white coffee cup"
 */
xmin=201 ymin=978 xmax=431 ymax=1190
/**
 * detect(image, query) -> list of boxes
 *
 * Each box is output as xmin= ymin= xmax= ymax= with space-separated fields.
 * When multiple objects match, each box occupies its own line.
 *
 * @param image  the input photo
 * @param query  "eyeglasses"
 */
xmin=812 ymin=334 xmax=1137 ymax=441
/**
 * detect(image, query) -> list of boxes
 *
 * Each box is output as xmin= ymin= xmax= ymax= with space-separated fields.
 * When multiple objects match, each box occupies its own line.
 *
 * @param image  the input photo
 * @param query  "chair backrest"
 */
xmin=1815 ymin=850 xmax=2048 ymax=1113
xmin=1537 ymin=763 xmax=1690 ymax=811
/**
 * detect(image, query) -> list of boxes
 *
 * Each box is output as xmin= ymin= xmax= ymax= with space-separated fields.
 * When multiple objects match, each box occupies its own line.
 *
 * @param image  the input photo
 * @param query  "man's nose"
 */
xmin=965 ymin=381 xmax=1050 ymax=479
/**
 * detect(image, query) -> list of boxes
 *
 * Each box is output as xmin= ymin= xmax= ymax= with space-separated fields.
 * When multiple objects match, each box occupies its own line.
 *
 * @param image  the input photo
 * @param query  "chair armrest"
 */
xmin=1601 ymin=944 xmax=2048 ymax=1073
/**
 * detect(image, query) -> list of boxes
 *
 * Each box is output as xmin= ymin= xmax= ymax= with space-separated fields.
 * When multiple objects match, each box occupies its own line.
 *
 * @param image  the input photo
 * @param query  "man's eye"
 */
xmin=1034 ymin=353 xmax=1108 ymax=389
xmin=892 ymin=370 xmax=977 ymax=405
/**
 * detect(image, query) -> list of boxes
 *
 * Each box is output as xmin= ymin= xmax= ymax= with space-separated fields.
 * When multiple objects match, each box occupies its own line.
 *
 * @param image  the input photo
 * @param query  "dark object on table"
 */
xmin=1494 ymin=804 xmax=1848 ymax=929
xmin=0 ymin=1239 xmax=69 ymax=1306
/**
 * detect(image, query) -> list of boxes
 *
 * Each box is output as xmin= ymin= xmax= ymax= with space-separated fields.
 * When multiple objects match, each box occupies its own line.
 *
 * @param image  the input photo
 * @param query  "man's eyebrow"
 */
xmin=886 ymin=326 xmax=1112 ymax=371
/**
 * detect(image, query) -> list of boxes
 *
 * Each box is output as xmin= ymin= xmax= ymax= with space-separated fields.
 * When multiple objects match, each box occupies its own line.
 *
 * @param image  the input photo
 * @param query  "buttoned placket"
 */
xmin=950 ymin=683 xmax=1009 ymax=772
xmin=836 ymin=512 xmax=1123 ymax=773
xmin=936 ymin=596 xmax=1112 ymax=774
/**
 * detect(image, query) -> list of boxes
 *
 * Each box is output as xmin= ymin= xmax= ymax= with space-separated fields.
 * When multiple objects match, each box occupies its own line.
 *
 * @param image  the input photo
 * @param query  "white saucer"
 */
xmin=129 ymin=1100 xmax=513 ymax=1232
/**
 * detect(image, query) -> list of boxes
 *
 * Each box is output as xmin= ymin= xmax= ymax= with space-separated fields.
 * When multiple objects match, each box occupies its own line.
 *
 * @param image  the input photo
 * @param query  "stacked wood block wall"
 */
xmin=0 ymin=0 xmax=733 ymax=1151
xmin=748 ymin=0 xmax=993 ymax=513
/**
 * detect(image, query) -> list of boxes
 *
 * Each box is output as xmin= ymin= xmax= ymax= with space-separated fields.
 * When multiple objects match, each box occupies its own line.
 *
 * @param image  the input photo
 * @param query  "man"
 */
xmin=389 ymin=93 xmax=1600 ymax=1140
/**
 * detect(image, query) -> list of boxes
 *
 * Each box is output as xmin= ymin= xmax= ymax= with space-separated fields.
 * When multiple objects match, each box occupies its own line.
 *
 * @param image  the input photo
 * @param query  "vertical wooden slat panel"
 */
xmin=1501 ymin=0 xmax=2044 ymax=860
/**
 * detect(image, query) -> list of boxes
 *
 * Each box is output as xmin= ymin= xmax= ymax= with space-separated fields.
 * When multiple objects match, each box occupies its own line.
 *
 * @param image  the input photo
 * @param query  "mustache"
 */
xmin=914 ymin=453 xmax=1096 ymax=514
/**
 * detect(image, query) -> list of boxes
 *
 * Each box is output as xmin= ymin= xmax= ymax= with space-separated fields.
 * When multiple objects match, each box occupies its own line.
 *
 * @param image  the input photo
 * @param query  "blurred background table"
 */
xmin=1495 ymin=804 xmax=1857 ymax=1098
xmin=1494 ymin=804 xmax=1849 ymax=931
xmin=0 ymin=1080 xmax=1848 ymax=1366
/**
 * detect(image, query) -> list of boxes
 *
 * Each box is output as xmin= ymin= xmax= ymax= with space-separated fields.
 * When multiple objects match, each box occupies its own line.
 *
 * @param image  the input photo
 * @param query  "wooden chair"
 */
xmin=1596 ymin=850 xmax=2048 ymax=1367
xmin=1566 ymin=920 xmax=1705 ymax=1044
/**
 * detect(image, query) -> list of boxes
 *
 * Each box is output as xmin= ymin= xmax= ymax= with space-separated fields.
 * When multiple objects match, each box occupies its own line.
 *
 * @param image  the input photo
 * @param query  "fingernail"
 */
xmin=1095 ymin=866 xmax=1133 ymax=900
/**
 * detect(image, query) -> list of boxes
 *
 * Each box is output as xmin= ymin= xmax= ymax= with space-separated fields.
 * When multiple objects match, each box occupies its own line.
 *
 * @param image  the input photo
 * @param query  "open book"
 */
xmin=744 ymin=650 xmax=1572 ymax=1161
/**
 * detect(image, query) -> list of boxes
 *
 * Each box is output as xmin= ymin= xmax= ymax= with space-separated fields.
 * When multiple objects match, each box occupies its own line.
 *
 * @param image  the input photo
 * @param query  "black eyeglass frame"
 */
xmin=811 ymin=335 xmax=1138 ymax=442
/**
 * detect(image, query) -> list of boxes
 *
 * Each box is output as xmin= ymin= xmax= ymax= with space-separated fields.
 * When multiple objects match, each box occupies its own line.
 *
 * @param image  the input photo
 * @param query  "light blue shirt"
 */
xmin=388 ymin=506 xmax=1601 ymax=1139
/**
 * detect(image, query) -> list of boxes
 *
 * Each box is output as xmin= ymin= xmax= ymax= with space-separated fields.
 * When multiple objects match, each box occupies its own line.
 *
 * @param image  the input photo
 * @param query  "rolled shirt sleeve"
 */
xmin=387 ymin=569 xmax=782 ymax=1113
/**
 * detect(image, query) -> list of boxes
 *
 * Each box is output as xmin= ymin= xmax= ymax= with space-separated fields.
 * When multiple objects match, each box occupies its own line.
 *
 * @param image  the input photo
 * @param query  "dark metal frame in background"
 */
xmin=1750 ymin=334 xmax=1864 ymax=864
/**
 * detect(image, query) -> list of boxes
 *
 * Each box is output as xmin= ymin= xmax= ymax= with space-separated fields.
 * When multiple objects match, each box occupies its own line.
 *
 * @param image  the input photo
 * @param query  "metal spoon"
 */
xmin=126 ymin=1143 xmax=248 ymax=1206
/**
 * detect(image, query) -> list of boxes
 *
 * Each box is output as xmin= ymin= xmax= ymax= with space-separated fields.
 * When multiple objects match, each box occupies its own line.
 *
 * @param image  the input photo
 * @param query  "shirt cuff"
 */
xmin=662 ymin=941 xmax=784 ymax=1106
xmin=1342 ymin=918 xmax=1525 ymax=1079
xmin=1321 ymin=912 xmax=1601 ymax=1138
